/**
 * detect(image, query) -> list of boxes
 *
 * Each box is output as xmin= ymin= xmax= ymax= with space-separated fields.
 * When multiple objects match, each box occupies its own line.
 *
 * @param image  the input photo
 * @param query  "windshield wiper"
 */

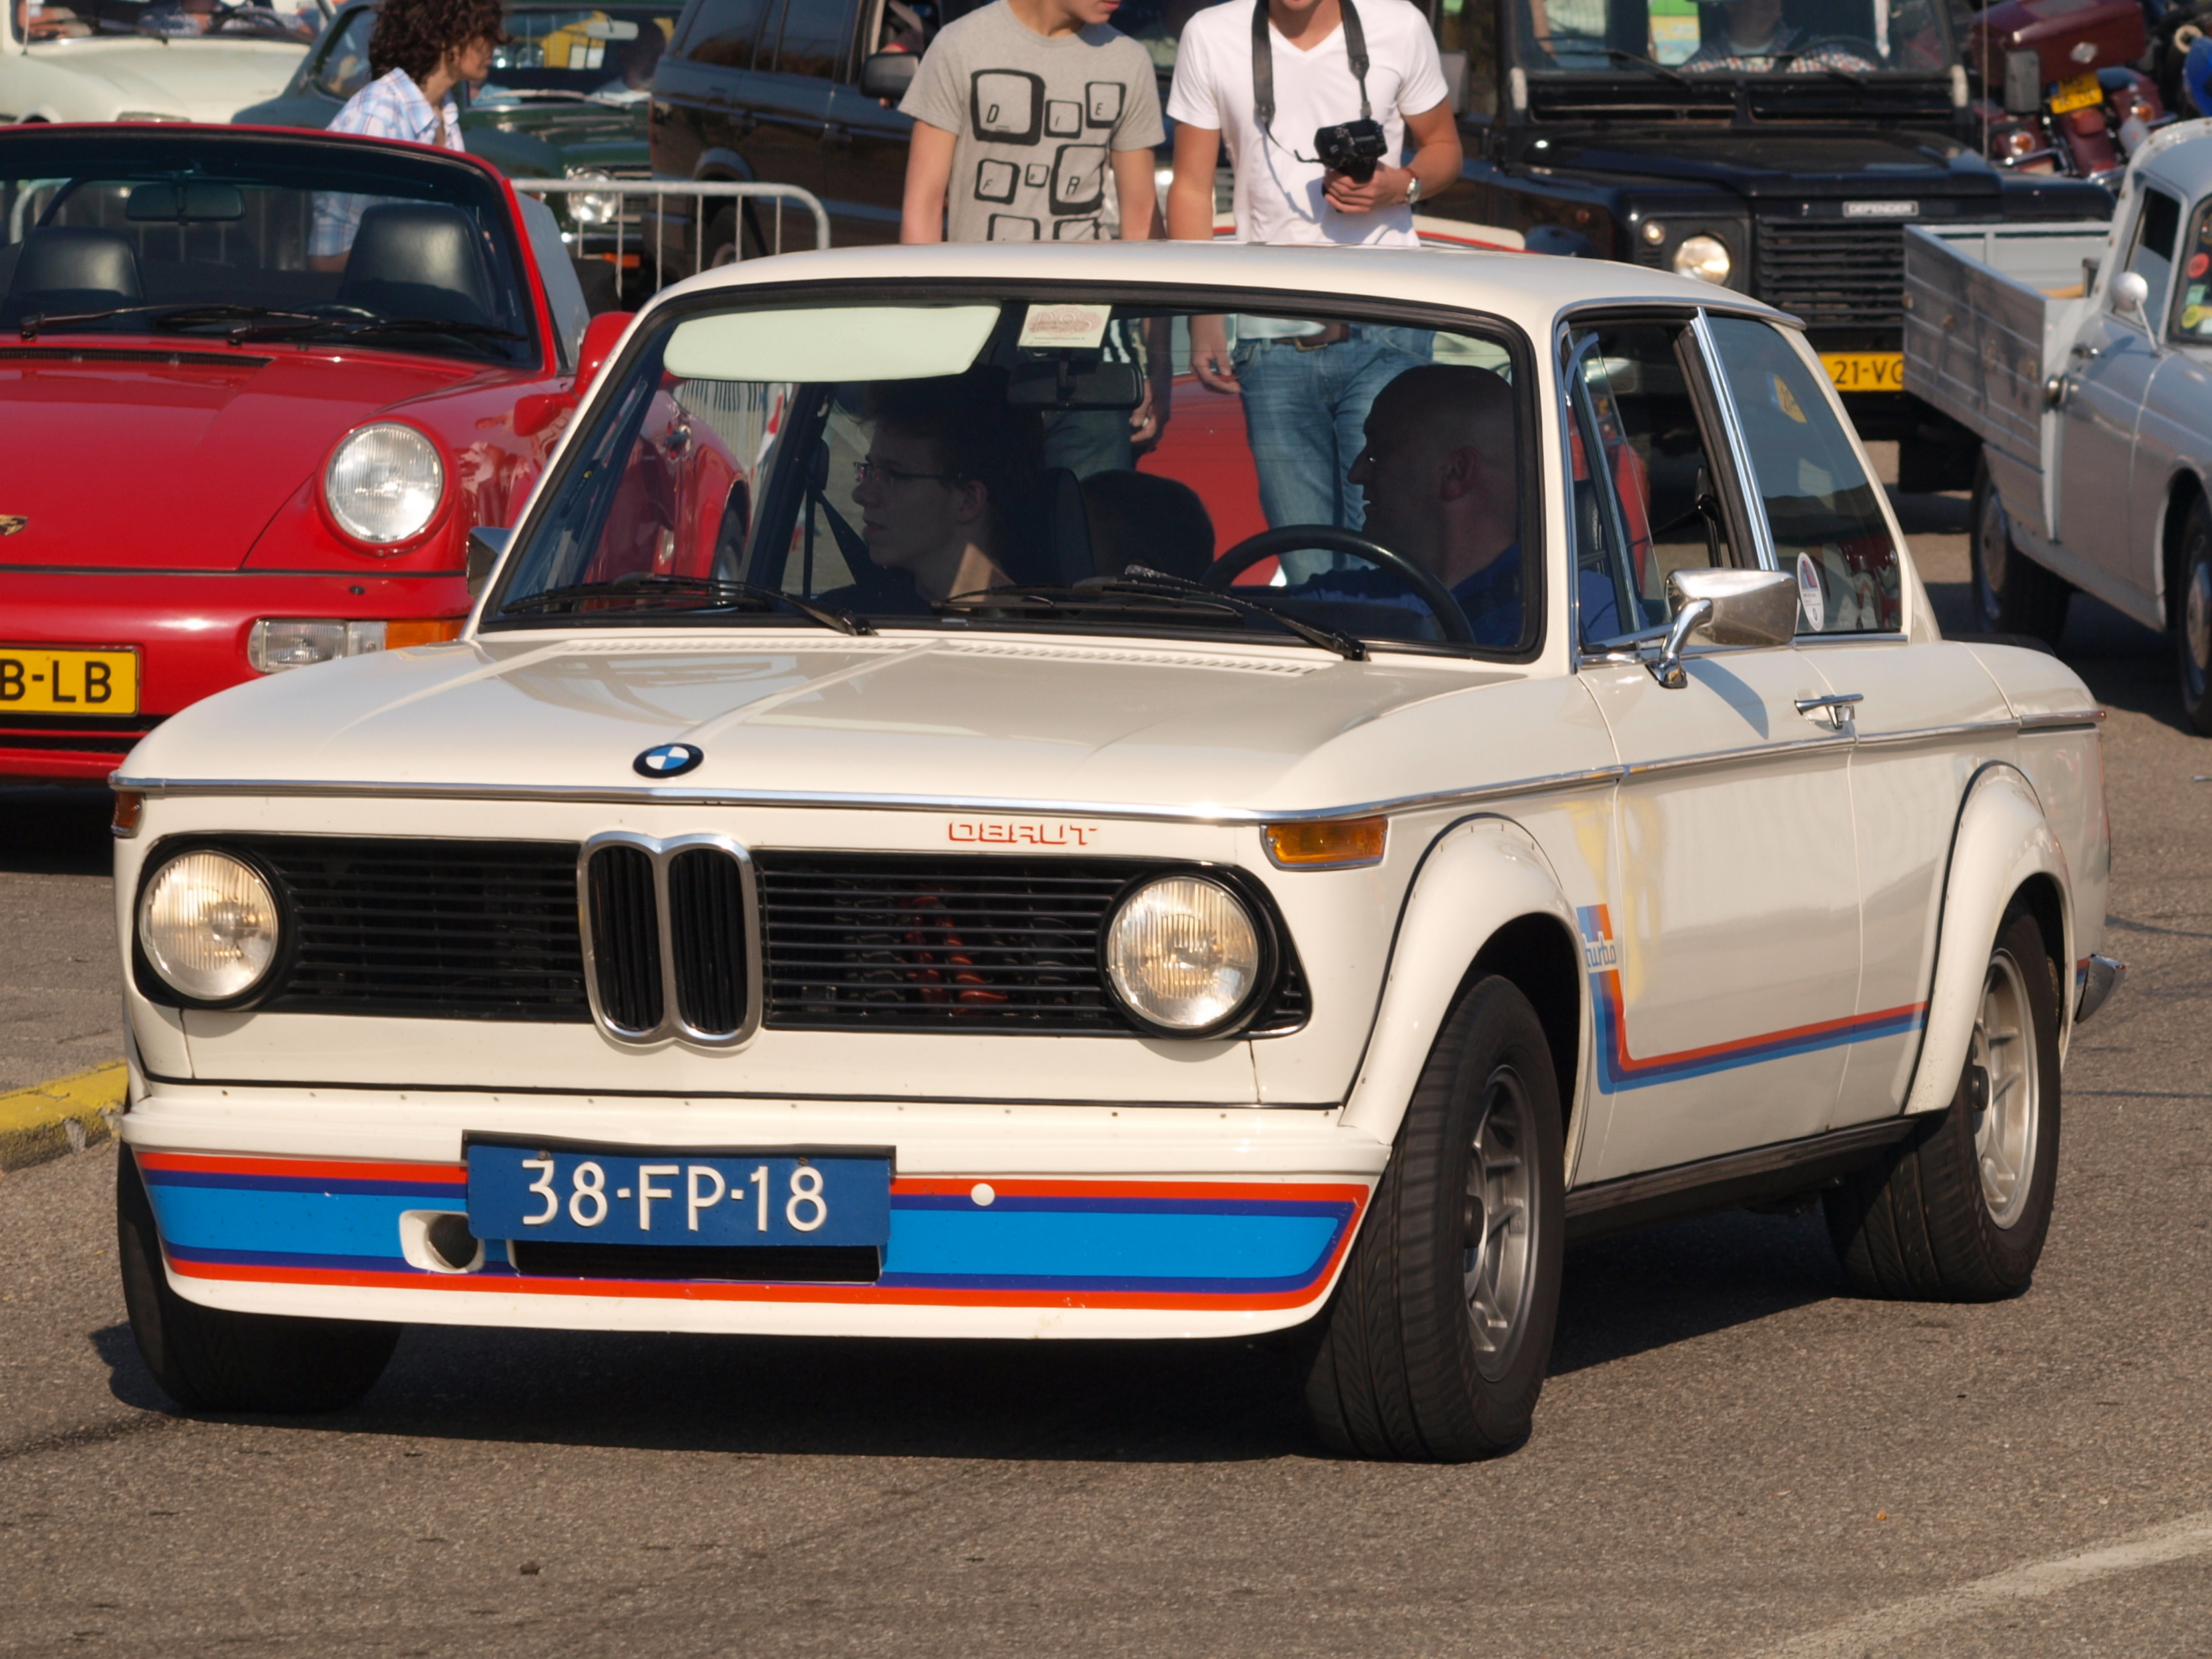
xmin=226 ymin=315 xmax=528 ymax=354
xmin=499 ymin=572 xmax=874 ymax=634
xmin=940 ymin=574 xmax=1367 ymax=661
xmin=1600 ymin=47 xmax=1693 ymax=88
xmin=15 ymin=301 xmax=329 ymax=342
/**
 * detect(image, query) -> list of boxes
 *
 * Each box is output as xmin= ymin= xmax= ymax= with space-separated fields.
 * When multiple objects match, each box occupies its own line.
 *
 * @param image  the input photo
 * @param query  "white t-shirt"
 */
xmin=1166 ymin=0 xmax=1448 ymax=248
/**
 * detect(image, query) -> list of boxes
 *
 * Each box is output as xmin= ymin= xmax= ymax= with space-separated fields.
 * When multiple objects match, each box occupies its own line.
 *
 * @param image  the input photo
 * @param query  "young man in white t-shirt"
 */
xmin=1164 ymin=0 xmax=1461 ymax=543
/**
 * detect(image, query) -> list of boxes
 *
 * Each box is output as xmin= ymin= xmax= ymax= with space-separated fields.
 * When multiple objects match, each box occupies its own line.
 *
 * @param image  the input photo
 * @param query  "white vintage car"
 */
xmin=108 ymin=239 xmax=2119 ymax=1460
xmin=3 ymin=0 xmax=325 ymax=126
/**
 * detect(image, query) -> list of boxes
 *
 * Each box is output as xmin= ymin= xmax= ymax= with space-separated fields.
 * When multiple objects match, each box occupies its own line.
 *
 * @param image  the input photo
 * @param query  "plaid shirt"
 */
xmin=311 ymin=70 xmax=465 ymax=259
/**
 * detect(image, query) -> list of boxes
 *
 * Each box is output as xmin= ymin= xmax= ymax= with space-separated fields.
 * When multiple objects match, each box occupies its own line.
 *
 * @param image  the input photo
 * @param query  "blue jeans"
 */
xmin=1234 ymin=324 xmax=1434 ymax=581
xmin=1041 ymin=408 xmax=1134 ymax=479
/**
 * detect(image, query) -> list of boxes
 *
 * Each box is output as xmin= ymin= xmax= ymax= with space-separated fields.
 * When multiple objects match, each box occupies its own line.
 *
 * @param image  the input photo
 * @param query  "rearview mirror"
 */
xmin=1006 ymin=356 xmax=1142 ymax=409
xmin=860 ymin=50 xmax=918 ymax=101
xmin=126 ymin=181 xmax=245 ymax=222
xmin=1649 ymin=568 xmax=1797 ymax=687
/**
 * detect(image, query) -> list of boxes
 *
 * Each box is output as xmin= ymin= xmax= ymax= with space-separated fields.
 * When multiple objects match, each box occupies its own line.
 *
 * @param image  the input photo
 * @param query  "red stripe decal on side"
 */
xmin=136 ymin=1151 xmax=467 ymax=1185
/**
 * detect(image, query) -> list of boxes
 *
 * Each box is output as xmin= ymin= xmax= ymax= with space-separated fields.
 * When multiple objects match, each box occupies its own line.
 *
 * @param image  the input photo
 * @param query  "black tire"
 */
xmin=117 ymin=1145 xmax=398 ymax=1412
xmin=1823 ymin=904 xmax=2063 ymax=1301
xmin=1971 ymin=459 xmax=2071 ymax=648
xmin=1303 ymin=975 xmax=1565 ymax=1461
xmin=700 ymin=205 xmax=764 ymax=272
xmin=2173 ymin=494 xmax=2212 ymax=737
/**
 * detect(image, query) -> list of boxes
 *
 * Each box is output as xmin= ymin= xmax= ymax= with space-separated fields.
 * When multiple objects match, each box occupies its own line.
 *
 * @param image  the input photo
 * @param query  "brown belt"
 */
xmin=1291 ymin=323 xmax=1352 ymax=351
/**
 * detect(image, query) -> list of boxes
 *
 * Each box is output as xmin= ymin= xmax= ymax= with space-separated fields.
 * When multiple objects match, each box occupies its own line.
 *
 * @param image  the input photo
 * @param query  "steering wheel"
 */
xmin=1203 ymin=525 xmax=1476 ymax=644
xmin=1787 ymin=34 xmax=1882 ymax=62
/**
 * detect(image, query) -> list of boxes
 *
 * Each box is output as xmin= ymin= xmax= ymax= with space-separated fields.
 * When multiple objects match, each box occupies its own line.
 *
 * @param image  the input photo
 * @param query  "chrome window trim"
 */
xmin=578 ymin=830 xmax=762 ymax=1049
xmin=1689 ymin=308 xmax=1779 ymax=573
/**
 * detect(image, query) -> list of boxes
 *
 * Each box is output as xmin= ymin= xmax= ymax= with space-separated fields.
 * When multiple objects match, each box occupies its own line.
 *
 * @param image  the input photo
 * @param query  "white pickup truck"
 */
xmin=1904 ymin=120 xmax=2212 ymax=734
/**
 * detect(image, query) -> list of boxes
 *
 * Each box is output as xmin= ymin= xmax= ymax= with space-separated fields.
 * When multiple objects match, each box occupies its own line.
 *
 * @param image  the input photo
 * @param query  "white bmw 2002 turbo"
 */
xmin=108 ymin=241 xmax=2120 ymax=1460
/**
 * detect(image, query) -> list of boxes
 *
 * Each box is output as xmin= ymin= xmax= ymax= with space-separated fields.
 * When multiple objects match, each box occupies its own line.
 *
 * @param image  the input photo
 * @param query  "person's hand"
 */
xmin=1324 ymin=163 xmax=1412 ymax=217
xmin=1190 ymin=314 xmax=1238 ymax=395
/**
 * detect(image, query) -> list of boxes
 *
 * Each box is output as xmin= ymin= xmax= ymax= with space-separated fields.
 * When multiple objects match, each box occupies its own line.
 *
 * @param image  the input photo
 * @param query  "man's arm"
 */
xmin=901 ymin=120 xmax=957 ymax=244
xmin=1165 ymin=121 xmax=1221 ymax=243
xmin=1109 ymin=148 xmax=1163 ymax=241
xmin=1321 ymin=99 xmax=1462 ymax=217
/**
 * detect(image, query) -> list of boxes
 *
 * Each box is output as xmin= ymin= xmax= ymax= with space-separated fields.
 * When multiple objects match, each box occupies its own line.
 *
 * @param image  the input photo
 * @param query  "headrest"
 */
xmin=335 ymin=202 xmax=494 ymax=321
xmin=9 ymin=227 xmax=143 ymax=303
xmin=1080 ymin=470 xmax=1215 ymax=582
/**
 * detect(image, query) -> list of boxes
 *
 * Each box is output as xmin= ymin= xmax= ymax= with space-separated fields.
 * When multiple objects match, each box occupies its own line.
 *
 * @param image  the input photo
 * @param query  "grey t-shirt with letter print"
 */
xmin=900 ymin=0 xmax=1166 ymax=243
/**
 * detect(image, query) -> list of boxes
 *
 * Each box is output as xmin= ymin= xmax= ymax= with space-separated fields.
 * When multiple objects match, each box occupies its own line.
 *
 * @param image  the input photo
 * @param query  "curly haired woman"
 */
xmin=331 ymin=0 xmax=507 ymax=152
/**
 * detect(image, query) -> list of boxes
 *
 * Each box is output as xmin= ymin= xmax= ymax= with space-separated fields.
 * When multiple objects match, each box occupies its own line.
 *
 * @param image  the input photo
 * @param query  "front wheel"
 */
xmin=1303 ymin=975 xmax=1564 ymax=1460
xmin=118 ymin=1146 xmax=399 ymax=1412
xmin=1971 ymin=460 xmax=2071 ymax=648
xmin=1823 ymin=903 xmax=2063 ymax=1300
xmin=2174 ymin=494 xmax=2212 ymax=736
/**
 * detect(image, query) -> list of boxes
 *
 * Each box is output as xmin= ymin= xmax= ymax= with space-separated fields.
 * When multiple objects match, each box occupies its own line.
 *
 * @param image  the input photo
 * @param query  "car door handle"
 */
xmin=1795 ymin=692 xmax=1862 ymax=730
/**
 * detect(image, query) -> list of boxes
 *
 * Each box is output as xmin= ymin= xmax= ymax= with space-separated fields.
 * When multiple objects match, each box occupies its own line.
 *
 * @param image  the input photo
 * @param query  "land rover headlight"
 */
xmin=566 ymin=169 xmax=622 ymax=227
xmin=1104 ymin=874 xmax=1264 ymax=1033
xmin=324 ymin=422 xmax=445 ymax=545
xmin=1672 ymin=234 xmax=1732 ymax=285
xmin=138 ymin=850 xmax=281 ymax=1002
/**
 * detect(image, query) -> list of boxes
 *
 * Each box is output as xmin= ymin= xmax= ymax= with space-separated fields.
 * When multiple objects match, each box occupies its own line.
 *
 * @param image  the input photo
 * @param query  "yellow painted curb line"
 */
xmin=0 ymin=1061 xmax=125 ymax=1173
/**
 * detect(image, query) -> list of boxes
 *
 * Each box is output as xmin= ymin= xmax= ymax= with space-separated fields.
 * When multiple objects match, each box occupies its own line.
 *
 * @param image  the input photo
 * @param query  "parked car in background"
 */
xmin=107 ymin=238 xmax=2117 ymax=1464
xmin=0 ymin=124 xmax=600 ymax=782
xmin=237 ymin=1 xmax=680 ymax=306
xmin=3 ymin=0 xmax=330 ymax=124
xmin=1907 ymin=121 xmax=2212 ymax=734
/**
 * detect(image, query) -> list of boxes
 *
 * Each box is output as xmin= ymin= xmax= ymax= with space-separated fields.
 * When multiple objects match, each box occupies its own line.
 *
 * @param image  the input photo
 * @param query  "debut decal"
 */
xmin=946 ymin=819 xmax=1100 ymax=846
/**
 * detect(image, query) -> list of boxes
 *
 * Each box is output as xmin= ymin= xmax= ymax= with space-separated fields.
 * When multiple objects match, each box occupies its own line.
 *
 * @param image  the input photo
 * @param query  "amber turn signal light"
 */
xmin=1262 ymin=816 xmax=1387 ymax=869
xmin=111 ymin=790 xmax=143 ymax=838
xmin=385 ymin=618 xmax=467 ymax=650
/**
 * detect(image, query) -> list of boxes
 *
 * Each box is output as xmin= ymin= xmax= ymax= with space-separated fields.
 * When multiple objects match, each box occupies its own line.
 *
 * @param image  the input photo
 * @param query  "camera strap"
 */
xmin=1251 ymin=0 xmax=1373 ymax=139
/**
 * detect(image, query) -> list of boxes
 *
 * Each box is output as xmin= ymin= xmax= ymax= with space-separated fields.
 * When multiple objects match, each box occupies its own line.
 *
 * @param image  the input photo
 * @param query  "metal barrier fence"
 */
xmin=508 ymin=179 xmax=832 ymax=306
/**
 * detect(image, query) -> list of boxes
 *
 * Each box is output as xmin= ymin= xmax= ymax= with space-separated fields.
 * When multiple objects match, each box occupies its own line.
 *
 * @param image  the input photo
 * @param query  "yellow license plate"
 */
xmin=2049 ymin=72 xmax=2102 ymax=115
xmin=0 ymin=646 xmax=139 ymax=714
xmin=1821 ymin=351 xmax=1905 ymax=392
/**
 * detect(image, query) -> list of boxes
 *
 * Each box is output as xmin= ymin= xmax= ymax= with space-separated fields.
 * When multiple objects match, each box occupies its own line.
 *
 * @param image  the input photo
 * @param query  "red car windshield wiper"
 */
xmin=16 ymin=302 xmax=325 ymax=342
xmin=499 ymin=574 xmax=875 ymax=634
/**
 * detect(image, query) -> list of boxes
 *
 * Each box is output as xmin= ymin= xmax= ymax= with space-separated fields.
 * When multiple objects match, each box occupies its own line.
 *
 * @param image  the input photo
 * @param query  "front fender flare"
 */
xmin=1338 ymin=816 xmax=1583 ymax=1147
xmin=1903 ymin=764 xmax=2072 ymax=1115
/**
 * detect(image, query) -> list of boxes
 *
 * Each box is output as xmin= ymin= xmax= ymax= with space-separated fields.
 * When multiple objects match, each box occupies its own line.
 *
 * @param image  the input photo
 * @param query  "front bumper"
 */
xmin=122 ymin=1086 xmax=1388 ymax=1339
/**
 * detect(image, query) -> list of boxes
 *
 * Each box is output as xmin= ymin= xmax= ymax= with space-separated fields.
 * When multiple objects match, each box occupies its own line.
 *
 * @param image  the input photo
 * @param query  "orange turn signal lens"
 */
xmin=384 ymin=618 xmax=467 ymax=650
xmin=111 ymin=790 xmax=144 ymax=838
xmin=1262 ymin=816 xmax=1387 ymax=869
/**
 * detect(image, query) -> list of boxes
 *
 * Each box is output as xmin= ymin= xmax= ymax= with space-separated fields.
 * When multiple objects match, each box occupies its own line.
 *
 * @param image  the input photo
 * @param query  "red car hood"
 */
xmin=0 ymin=344 xmax=479 ymax=571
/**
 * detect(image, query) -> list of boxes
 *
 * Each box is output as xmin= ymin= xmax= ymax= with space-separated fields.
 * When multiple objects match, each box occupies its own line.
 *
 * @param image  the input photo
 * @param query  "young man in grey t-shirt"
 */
xmin=899 ymin=0 xmax=1165 ymax=245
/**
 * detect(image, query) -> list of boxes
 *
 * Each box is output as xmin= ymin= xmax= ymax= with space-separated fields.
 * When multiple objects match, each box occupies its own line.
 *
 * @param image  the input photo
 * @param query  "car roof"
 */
xmin=660 ymin=239 xmax=1794 ymax=337
xmin=2136 ymin=119 xmax=2212 ymax=204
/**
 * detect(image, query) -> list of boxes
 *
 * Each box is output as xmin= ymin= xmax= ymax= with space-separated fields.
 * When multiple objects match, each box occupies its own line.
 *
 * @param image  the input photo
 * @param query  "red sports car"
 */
xmin=0 ymin=125 xmax=626 ymax=781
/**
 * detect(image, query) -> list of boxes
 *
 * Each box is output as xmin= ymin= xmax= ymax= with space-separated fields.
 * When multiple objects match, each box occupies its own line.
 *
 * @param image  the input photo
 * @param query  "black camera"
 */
xmin=1313 ymin=117 xmax=1388 ymax=183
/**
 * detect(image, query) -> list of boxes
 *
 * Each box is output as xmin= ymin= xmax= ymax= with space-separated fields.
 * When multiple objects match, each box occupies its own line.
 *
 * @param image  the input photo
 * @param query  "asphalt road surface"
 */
xmin=2 ymin=476 xmax=2207 ymax=1657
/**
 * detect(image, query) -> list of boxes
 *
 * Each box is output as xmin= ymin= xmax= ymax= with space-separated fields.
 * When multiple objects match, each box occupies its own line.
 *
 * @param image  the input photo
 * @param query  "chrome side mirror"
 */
xmin=2111 ymin=269 xmax=2150 ymax=318
xmin=1649 ymin=568 xmax=1798 ymax=688
xmin=466 ymin=526 xmax=513 ymax=599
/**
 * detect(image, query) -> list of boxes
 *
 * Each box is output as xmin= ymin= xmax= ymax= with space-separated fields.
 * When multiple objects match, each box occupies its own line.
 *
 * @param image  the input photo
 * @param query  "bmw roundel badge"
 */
xmin=634 ymin=742 xmax=705 ymax=779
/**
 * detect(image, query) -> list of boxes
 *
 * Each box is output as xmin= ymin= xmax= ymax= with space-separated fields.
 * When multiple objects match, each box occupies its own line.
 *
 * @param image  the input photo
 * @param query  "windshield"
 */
xmin=0 ymin=131 xmax=538 ymax=366
xmin=1514 ymin=0 xmax=1952 ymax=75
xmin=489 ymin=290 xmax=1542 ymax=656
xmin=481 ymin=6 xmax=679 ymax=102
xmin=18 ymin=0 xmax=323 ymax=42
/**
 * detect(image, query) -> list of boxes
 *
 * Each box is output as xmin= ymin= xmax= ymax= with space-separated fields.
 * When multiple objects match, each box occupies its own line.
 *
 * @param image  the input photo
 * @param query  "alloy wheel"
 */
xmin=1464 ymin=1065 xmax=1536 ymax=1380
xmin=2185 ymin=541 xmax=2212 ymax=704
xmin=1971 ymin=950 xmax=2041 ymax=1229
xmin=1974 ymin=484 xmax=2010 ymax=628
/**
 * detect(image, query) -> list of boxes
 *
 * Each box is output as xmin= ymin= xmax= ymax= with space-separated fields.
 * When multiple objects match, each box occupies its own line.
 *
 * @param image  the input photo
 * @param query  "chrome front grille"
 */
xmin=579 ymin=833 xmax=759 ymax=1044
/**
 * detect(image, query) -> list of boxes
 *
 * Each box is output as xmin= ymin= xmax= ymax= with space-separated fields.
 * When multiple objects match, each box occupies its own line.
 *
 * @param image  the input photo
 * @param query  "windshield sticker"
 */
xmin=1796 ymin=552 xmax=1826 ymax=634
xmin=1771 ymin=374 xmax=1807 ymax=424
xmin=1017 ymin=302 xmax=1112 ymax=350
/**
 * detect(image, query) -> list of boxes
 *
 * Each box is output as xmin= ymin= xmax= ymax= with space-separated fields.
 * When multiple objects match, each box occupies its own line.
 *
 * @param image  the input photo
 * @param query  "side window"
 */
xmin=1564 ymin=321 xmax=1734 ymax=648
xmin=2172 ymin=197 xmax=2212 ymax=342
xmin=1701 ymin=315 xmax=1902 ymax=636
xmin=311 ymin=7 xmax=375 ymax=99
xmin=2125 ymin=187 xmax=2181 ymax=328
xmin=768 ymin=0 xmax=854 ymax=78
xmin=680 ymin=0 xmax=772 ymax=69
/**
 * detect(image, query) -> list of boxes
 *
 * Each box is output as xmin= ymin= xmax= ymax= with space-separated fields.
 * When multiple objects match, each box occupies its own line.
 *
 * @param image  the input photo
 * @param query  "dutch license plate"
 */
xmin=465 ymin=1144 xmax=892 ymax=1248
xmin=2050 ymin=73 xmax=2103 ymax=116
xmin=0 ymin=646 xmax=138 ymax=715
xmin=1821 ymin=352 xmax=1905 ymax=393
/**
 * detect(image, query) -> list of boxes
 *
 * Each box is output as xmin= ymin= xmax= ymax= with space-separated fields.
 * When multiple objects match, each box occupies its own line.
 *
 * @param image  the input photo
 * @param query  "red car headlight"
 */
xmin=323 ymin=422 xmax=446 ymax=546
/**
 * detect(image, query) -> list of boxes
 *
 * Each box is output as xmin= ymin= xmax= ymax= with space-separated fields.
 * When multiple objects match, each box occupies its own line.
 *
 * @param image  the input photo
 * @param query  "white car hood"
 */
xmin=125 ymin=631 xmax=1561 ymax=815
xmin=24 ymin=39 xmax=307 ymax=121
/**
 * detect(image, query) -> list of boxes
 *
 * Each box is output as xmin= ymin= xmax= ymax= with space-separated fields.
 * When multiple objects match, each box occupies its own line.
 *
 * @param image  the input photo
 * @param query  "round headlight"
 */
xmin=324 ymin=422 xmax=445 ymax=545
xmin=138 ymin=851 xmax=281 ymax=1003
xmin=1672 ymin=234 xmax=1733 ymax=286
xmin=1104 ymin=875 xmax=1264 ymax=1033
xmin=567 ymin=169 xmax=622 ymax=227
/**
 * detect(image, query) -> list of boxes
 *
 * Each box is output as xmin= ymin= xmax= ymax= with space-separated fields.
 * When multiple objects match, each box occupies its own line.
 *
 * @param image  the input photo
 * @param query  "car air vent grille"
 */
xmin=667 ymin=845 xmax=748 ymax=1036
xmin=1755 ymin=221 xmax=1905 ymax=329
xmin=236 ymin=837 xmax=588 ymax=1020
xmin=0 ymin=348 xmax=272 ymax=369
xmin=751 ymin=853 xmax=1308 ymax=1035
xmin=584 ymin=841 xmax=664 ymax=1033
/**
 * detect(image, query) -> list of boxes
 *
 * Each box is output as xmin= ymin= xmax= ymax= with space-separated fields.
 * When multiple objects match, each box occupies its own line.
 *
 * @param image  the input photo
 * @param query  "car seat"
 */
xmin=1 ymin=228 xmax=143 ymax=326
xmin=1081 ymin=470 xmax=1214 ymax=582
xmin=335 ymin=203 xmax=495 ymax=324
xmin=998 ymin=467 xmax=1094 ymax=588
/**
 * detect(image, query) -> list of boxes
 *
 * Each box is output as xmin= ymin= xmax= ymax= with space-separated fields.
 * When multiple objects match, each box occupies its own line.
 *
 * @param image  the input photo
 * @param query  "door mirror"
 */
xmin=2111 ymin=269 xmax=2151 ymax=316
xmin=859 ymin=50 xmax=918 ymax=101
xmin=576 ymin=309 xmax=632 ymax=392
xmin=1649 ymin=568 xmax=1797 ymax=687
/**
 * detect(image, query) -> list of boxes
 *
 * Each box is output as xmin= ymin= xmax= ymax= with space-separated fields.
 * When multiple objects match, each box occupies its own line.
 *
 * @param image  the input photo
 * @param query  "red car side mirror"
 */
xmin=576 ymin=311 xmax=634 ymax=394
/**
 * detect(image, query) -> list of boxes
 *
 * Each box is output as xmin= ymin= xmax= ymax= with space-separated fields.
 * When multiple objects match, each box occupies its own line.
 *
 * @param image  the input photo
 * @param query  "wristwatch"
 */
xmin=1404 ymin=173 xmax=1422 ymax=209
